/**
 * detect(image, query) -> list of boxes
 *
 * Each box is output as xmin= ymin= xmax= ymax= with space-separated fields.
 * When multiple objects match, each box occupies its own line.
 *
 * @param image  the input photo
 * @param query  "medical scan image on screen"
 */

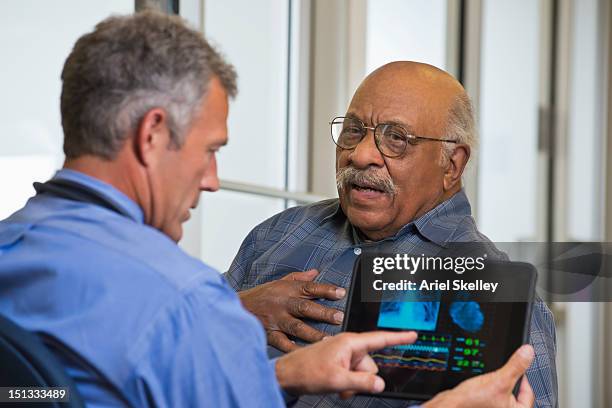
xmin=344 ymin=258 xmax=533 ymax=398
xmin=374 ymin=293 xmax=489 ymax=375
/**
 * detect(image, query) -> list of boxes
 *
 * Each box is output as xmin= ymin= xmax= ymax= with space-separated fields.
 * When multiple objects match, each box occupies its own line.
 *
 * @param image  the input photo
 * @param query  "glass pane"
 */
xmin=199 ymin=191 xmax=287 ymax=272
xmin=566 ymin=0 xmax=604 ymax=241
xmin=477 ymin=0 xmax=541 ymax=241
xmin=0 ymin=156 xmax=56 ymax=219
xmin=204 ymin=0 xmax=289 ymax=189
xmin=563 ymin=2 xmax=605 ymax=408
xmin=0 ymin=0 xmax=134 ymax=216
xmin=365 ymin=0 xmax=447 ymax=73
xmin=179 ymin=0 xmax=202 ymax=29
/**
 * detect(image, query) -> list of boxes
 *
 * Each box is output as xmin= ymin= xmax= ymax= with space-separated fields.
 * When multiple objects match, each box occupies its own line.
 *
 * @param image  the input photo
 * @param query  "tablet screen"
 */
xmin=343 ymin=257 xmax=536 ymax=401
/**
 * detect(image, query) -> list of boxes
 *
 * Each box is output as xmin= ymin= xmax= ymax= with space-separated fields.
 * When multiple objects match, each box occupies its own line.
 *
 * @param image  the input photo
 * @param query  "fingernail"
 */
xmin=334 ymin=311 xmax=344 ymax=323
xmin=322 ymin=336 xmax=331 ymax=341
xmin=373 ymin=377 xmax=385 ymax=393
xmin=519 ymin=345 xmax=534 ymax=360
xmin=336 ymin=288 xmax=346 ymax=298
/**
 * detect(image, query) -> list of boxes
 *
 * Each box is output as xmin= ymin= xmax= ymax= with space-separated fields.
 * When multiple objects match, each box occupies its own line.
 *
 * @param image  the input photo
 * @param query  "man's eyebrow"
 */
xmin=346 ymin=112 xmax=417 ymax=133
xmin=384 ymin=119 xmax=416 ymax=133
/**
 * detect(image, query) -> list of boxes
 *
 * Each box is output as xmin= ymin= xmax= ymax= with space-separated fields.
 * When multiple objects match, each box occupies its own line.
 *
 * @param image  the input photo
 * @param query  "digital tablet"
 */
xmin=342 ymin=254 xmax=537 ymax=401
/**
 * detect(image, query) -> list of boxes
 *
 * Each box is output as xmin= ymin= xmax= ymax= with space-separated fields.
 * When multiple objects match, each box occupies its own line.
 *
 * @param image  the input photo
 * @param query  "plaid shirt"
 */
xmin=225 ymin=190 xmax=558 ymax=407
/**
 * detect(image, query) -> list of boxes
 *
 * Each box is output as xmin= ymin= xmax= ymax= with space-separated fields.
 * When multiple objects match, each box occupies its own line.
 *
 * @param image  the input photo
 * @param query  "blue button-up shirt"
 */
xmin=225 ymin=190 xmax=558 ymax=408
xmin=0 ymin=169 xmax=285 ymax=407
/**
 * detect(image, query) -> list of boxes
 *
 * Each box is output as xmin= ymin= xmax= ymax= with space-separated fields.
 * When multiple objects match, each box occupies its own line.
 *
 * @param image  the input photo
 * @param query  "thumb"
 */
xmin=516 ymin=375 xmax=535 ymax=407
xmin=338 ymin=371 xmax=385 ymax=395
xmin=283 ymin=269 xmax=319 ymax=281
xmin=496 ymin=345 xmax=534 ymax=389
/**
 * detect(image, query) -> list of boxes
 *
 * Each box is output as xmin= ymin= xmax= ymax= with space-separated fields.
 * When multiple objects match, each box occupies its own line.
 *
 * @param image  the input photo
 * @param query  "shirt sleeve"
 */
xmin=126 ymin=276 xmax=286 ymax=408
xmin=223 ymin=226 xmax=259 ymax=290
xmin=526 ymin=298 xmax=558 ymax=407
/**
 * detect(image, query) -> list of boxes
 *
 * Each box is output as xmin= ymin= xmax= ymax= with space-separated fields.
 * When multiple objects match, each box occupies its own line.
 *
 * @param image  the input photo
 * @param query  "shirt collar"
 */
xmin=53 ymin=169 xmax=144 ymax=223
xmin=325 ymin=189 xmax=472 ymax=247
xmin=411 ymin=189 xmax=472 ymax=247
xmin=322 ymin=201 xmax=342 ymax=223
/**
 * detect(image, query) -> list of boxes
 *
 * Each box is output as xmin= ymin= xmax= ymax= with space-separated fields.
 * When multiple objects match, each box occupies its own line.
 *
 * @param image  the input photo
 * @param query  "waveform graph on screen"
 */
xmin=371 ymin=333 xmax=452 ymax=371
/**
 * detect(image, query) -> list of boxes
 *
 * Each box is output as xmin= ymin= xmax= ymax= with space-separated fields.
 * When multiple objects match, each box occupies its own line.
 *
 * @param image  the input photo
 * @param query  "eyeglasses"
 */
xmin=330 ymin=116 xmax=458 ymax=158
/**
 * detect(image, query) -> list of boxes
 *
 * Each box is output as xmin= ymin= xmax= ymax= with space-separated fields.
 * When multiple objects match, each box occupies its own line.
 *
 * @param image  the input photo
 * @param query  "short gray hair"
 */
xmin=61 ymin=10 xmax=237 ymax=160
xmin=440 ymin=93 xmax=477 ymax=166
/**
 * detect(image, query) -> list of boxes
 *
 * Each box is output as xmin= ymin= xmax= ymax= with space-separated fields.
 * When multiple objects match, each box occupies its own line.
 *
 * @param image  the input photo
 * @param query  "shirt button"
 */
xmin=353 ymin=248 xmax=362 ymax=255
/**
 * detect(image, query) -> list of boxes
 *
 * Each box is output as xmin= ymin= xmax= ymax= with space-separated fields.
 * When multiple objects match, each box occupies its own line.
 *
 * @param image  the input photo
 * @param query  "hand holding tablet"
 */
xmin=343 ymin=255 xmax=537 ymax=401
xmin=423 ymin=344 xmax=535 ymax=408
xmin=275 ymin=327 xmax=535 ymax=407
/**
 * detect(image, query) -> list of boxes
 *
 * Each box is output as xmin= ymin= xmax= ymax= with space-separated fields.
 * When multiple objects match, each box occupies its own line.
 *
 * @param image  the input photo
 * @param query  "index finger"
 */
xmin=347 ymin=331 xmax=418 ymax=353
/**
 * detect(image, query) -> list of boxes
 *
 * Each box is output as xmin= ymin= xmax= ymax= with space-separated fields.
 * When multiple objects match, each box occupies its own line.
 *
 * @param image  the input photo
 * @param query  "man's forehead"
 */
xmin=347 ymin=78 xmax=461 ymax=134
xmin=352 ymin=77 xmax=454 ymax=109
xmin=352 ymin=62 xmax=463 ymax=107
xmin=346 ymin=86 xmax=435 ymax=131
xmin=345 ymin=109 xmax=418 ymax=132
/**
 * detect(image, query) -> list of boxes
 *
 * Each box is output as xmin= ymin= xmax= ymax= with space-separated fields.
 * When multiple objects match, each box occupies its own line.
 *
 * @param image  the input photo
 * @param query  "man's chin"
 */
xmin=344 ymin=205 xmax=393 ymax=237
xmin=163 ymin=224 xmax=183 ymax=243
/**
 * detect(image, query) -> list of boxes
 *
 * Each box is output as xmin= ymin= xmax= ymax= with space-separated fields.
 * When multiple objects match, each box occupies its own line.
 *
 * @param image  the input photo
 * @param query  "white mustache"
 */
xmin=336 ymin=166 xmax=397 ymax=195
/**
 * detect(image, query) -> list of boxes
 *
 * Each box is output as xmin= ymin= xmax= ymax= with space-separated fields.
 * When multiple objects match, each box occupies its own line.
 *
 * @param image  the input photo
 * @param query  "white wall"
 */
xmin=478 ymin=0 xmax=540 ymax=242
xmin=0 ymin=0 xmax=133 ymax=219
xmin=365 ymin=0 xmax=447 ymax=73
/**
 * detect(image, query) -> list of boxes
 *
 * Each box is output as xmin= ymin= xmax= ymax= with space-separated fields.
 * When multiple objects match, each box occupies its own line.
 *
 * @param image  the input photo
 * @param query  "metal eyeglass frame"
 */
xmin=329 ymin=116 xmax=458 ymax=158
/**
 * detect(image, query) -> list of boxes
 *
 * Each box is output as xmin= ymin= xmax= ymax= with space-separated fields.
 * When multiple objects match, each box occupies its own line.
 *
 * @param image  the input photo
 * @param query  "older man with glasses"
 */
xmin=226 ymin=61 xmax=557 ymax=407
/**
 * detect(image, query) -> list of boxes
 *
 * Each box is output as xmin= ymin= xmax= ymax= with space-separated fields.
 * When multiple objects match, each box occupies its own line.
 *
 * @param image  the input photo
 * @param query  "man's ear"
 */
xmin=133 ymin=108 xmax=170 ymax=167
xmin=443 ymin=144 xmax=470 ymax=191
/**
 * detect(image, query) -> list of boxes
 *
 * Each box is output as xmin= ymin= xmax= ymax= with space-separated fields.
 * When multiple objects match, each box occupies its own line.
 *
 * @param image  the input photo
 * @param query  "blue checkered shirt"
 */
xmin=225 ymin=190 xmax=558 ymax=407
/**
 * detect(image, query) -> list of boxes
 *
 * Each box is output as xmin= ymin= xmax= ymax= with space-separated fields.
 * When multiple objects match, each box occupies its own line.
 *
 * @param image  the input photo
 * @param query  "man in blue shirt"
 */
xmin=0 ymin=10 xmax=536 ymax=408
xmin=227 ymin=62 xmax=557 ymax=407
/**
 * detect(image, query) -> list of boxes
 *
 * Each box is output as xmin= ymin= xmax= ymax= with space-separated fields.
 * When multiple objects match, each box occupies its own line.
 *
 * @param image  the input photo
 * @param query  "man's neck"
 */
xmin=63 ymin=154 xmax=141 ymax=206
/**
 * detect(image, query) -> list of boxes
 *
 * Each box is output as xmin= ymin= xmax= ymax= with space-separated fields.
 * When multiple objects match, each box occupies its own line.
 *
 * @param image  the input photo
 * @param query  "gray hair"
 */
xmin=440 ymin=93 xmax=477 ymax=166
xmin=61 ymin=10 xmax=237 ymax=160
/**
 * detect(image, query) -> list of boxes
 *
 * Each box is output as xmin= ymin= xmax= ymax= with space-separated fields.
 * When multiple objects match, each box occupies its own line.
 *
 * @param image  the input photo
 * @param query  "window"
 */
xmin=366 ymin=0 xmax=448 ymax=73
xmin=477 ymin=0 xmax=541 ymax=242
xmin=180 ymin=0 xmax=317 ymax=271
xmin=0 ymin=0 xmax=134 ymax=219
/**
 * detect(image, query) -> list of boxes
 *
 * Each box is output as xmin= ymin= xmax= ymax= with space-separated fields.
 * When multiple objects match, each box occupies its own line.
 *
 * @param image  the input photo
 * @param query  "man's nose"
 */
xmin=200 ymin=155 xmax=220 ymax=192
xmin=348 ymin=130 xmax=385 ymax=169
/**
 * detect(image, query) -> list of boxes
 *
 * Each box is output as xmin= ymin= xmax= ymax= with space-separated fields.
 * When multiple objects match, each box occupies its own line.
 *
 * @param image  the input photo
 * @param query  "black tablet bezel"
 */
xmin=341 ymin=256 xmax=537 ymax=401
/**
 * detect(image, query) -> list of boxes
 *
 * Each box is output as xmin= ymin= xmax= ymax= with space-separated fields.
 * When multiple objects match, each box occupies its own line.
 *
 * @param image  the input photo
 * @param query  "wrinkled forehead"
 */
xmin=347 ymin=70 xmax=459 ymax=137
